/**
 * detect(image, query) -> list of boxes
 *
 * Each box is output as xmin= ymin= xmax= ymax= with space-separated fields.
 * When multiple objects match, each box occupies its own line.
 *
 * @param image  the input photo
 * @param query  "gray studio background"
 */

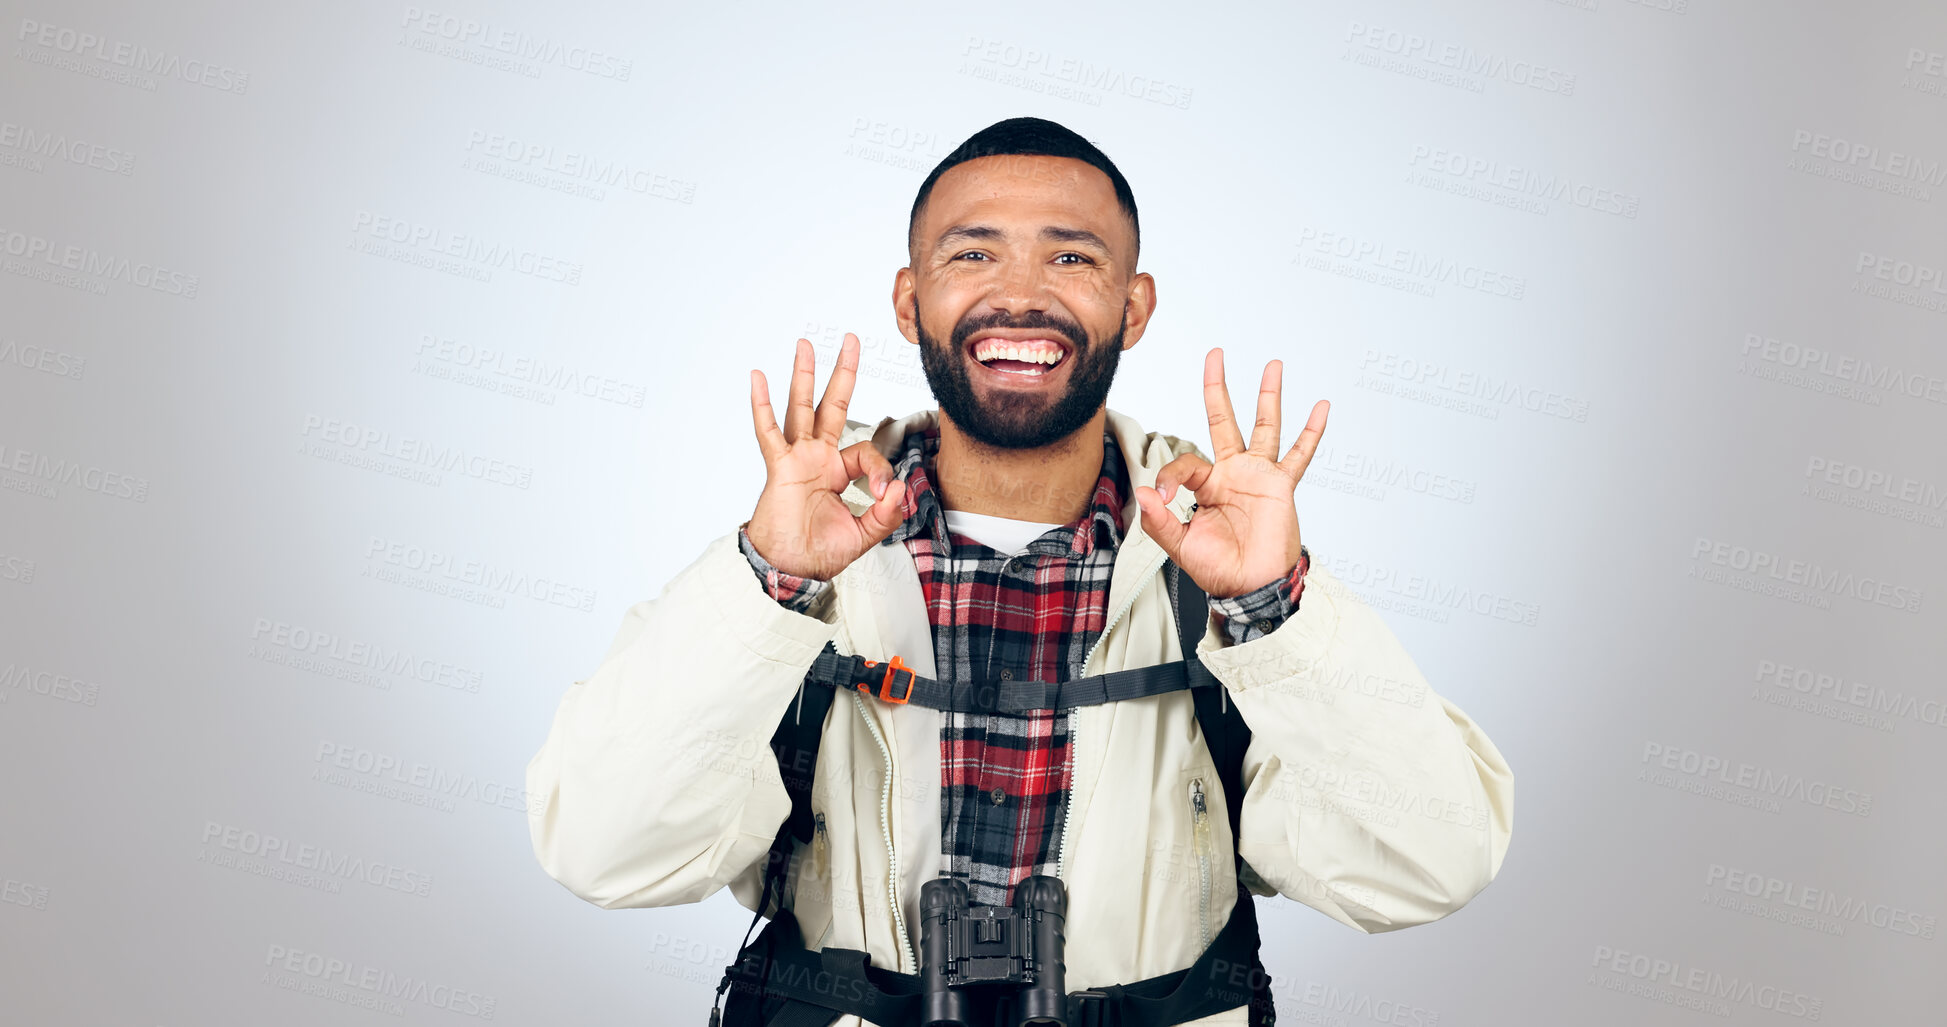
xmin=3 ymin=0 xmax=1944 ymax=1023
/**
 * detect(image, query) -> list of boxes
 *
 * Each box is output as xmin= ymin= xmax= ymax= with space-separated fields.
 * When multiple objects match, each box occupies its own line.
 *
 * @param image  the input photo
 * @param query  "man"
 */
xmin=526 ymin=117 xmax=1514 ymax=1027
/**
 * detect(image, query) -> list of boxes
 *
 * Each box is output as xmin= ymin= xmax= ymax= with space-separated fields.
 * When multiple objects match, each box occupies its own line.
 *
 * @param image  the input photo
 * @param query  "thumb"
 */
xmin=857 ymin=478 xmax=907 ymax=542
xmin=1135 ymin=485 xmax=1188 ymax=558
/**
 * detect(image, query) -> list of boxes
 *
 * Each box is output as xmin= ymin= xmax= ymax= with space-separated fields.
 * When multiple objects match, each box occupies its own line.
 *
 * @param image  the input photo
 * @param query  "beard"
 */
xmin=914 ymin=296 xmax=1126 ymax=451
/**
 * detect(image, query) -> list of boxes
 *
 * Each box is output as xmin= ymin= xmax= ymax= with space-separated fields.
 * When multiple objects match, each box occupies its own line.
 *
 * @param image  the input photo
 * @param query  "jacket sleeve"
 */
xmin=525 ymin=531 xmax=840 ymax=909
xmin=1194 ymin=558 xmax=1515 ymax=933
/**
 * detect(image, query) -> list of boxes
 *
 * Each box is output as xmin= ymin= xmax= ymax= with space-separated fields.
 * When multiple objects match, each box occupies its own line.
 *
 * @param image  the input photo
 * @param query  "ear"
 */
xmin=1120 ymin=272 xmax=1157 ymax=349
xmin=892 ymin=267 xmax=920 ymax=345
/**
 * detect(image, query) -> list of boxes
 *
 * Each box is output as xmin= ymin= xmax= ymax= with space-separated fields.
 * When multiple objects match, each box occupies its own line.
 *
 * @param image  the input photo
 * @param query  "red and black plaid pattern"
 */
xmin=738 ymin=425 xmax=1306 ymax=909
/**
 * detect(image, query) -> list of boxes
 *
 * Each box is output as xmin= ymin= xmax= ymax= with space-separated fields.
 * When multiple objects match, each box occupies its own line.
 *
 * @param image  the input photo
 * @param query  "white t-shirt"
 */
xmin=941 ymin=508 xmax=1065 ymax=557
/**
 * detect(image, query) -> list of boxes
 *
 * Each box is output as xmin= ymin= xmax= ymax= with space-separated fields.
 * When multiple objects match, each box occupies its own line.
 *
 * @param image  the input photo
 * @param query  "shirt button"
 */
xmin=1000 ymin=669 xmax=1013 ymax=681
xmin=991 ymin=787 xmax=1005 ymax=805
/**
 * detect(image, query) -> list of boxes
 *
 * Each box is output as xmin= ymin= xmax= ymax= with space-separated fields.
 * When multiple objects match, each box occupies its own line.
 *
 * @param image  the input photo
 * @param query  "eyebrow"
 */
xmin=934 ymin=224 xmax=1113 ymax=254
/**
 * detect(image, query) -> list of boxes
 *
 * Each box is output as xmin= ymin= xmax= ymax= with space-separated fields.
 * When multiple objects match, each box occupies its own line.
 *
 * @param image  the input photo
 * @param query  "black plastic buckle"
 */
xmin=1067 ymin=989 xmax=1111 ymax=1027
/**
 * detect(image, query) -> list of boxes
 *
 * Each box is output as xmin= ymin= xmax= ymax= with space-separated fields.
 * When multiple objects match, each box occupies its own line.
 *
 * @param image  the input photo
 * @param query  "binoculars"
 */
xmin=919 ymin=875 xmax=1070 ymax=1027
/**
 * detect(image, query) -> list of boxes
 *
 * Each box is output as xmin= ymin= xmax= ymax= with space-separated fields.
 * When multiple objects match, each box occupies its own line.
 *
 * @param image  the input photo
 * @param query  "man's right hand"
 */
xmin=746 ymin=334 xmax=908 ymax=582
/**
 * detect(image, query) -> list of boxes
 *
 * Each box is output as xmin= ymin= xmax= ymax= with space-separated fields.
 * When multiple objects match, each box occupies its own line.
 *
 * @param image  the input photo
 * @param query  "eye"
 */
xmin=1053 ymin=252 xmax=1094 ymax=266
xmin=952 ymin=251 xmax=991 ymax=262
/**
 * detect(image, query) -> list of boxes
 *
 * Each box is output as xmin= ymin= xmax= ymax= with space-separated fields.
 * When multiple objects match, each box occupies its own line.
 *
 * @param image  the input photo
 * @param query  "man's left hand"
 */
xmin=1133 ymin=348 xmax=1328 ymax=598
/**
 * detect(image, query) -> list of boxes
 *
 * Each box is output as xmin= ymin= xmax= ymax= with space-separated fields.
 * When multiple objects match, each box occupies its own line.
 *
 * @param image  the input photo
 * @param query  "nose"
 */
xmin=988 ymin=256 xmax=1054 ymax=316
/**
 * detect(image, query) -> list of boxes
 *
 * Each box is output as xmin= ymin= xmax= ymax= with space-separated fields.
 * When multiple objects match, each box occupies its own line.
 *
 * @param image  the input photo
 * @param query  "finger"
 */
xmin=783 ymin=338 xmax=818 ymax=442
xmin=1134 ymin=484 xmax=1189 ymax=559
xmin=1203 ymin=348 xmax=1246 ymax=461
xmin=1248 ymin=360 xmax=1282 ymax=458
xmin=1279 ymin=399 xmax=1330 ymax=483
xmin=840 ymin=439 xmax=896 ymax=499
xmin=814 ymin=334 xmax=860 ymax=444
xmin=1153 ymin=453 xmax=1212 ymax=505
xmin=856 ymin=478 xmax=907 ymax=542
xmin=750 ymin=370 xmax=788 ymax=462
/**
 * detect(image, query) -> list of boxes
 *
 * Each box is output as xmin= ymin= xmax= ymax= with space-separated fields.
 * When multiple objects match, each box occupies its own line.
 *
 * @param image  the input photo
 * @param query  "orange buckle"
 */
xmin=858 ymin=655 xmax=914 ymax=704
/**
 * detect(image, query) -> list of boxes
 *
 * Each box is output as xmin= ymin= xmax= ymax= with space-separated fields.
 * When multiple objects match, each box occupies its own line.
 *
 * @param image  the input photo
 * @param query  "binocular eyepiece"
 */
xmin=919 ymin=875 xmax=1069 ymax=1027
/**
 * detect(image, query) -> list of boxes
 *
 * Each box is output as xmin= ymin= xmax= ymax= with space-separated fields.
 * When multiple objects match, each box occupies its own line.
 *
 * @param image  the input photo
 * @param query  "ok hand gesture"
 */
xmin=746 ymin=334 xmax=908 ymax=581
xmin=1132 ymin=349 xmax=1328 ymax=598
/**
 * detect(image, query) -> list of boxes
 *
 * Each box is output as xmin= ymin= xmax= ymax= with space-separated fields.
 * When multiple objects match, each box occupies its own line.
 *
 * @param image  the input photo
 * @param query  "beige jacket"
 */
xmin=526 ymin=407 xmax=1515 ymax=1027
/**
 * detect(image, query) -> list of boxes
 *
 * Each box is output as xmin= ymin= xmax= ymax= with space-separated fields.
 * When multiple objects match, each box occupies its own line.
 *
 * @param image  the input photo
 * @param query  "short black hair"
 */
xmin=907 ymin=116 xmax=1140 ymax=262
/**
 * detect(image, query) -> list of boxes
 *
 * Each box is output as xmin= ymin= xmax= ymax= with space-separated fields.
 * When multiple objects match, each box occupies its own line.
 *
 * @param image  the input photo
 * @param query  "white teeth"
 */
xmin=975 ymin=340 xmax=1062 ymax=365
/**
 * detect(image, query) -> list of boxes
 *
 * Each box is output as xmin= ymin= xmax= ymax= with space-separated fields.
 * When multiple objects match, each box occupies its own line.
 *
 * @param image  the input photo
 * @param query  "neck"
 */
xmin=932 ymin=408 xmax=1107 ymax=524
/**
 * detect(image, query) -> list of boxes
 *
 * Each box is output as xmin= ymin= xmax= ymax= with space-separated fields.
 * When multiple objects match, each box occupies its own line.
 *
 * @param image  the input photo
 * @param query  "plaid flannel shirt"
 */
xmin=739 ymin=425 xmax=1308 ymax=909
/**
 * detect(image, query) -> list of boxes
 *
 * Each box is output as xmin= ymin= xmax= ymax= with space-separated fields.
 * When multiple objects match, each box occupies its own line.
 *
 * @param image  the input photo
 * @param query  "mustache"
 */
xmin=948 ymin=310 xmax=1086 ymax=352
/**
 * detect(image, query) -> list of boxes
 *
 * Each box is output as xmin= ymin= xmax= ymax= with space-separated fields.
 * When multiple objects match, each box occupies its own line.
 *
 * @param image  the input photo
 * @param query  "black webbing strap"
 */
xmin=805 ymin=643 xmax=1224 ymax=714
xmin=719 ymin=879 xmax=1268 ymax=1027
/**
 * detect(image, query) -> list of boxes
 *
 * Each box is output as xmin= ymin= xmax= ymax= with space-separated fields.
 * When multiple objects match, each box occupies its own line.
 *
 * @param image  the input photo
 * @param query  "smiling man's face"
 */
xmin=895 ymin=153 xmax=1155 ymax=450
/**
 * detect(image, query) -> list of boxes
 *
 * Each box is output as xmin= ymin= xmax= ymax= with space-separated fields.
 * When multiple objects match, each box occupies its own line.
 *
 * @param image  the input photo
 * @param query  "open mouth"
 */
xmin=967 ymin=336 xmax=1071 ymax=379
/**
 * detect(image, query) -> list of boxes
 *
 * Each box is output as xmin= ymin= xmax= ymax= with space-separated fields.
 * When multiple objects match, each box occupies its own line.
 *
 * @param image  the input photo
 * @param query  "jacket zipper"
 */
xmin=1189 ymin=778 xmax=1213 ymax=951
xmin=1056 ymin=547 xmax=1170 ymax=881
xmin=849 ymin=688 xmax=917 ymax=974
xmin=809 ymin=813 xmax=831 ymax=948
